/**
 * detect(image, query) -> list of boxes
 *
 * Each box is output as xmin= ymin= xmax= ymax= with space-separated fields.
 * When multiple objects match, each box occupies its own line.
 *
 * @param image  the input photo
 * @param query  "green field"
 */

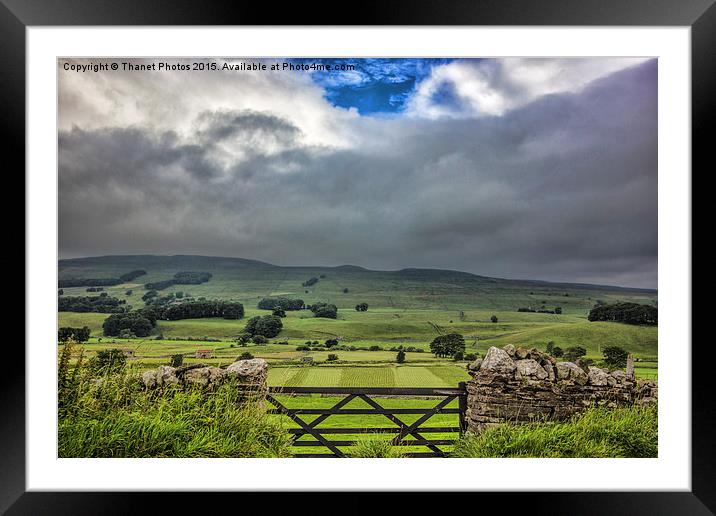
xmin=58 ymin=255 xmax=658 ymax=384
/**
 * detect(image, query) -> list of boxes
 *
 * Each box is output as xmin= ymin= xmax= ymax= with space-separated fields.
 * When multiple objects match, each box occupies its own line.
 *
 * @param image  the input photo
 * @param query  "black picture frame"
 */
xmin=5 ymin=0 xmax=710 ymax=512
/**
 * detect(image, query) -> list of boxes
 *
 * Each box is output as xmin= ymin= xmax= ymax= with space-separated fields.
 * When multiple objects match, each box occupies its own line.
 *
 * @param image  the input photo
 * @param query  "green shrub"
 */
xmin=451 ymin=405 xmax=657 ymax=458
xmin=238 ymin=352 xmax=254 ymax=360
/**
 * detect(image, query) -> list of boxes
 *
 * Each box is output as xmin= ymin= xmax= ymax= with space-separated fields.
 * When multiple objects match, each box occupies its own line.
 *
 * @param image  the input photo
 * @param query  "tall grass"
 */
xmin=347 ymin=439 xmax=407 ymax=458
xmin=451 ymin=405 xmax=657 ymax=458
xmin=58 ymin=342 xmax=292 ymax=458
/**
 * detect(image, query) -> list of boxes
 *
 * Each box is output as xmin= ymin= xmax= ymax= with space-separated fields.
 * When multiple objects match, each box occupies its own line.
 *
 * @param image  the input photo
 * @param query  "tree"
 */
xmin=272 ymin=307 xmax=286 ymax=318
xmin=396 ymin=350 xmax=406 ymax=363
xmin=58 ymin=289 xmax=64 ymax=296
xmin=309 ymin=303 xmax=338 ymax=319
xmin=238 ymin=352 xmax=254 ymax=360
xmin=170 ymin=354 xmax=184 ymax=367
xmin=355 ymin=303 xmax=369 ymax=312
xmin=464 ymin=353 xmax=478 ymax=361
xmin=554 ymin=307 xmax=562 ymax=314
xmin=125 ymin=289 xmax=133 ymax=296
xmin=546 ymin=341 xmax=555 ymax=355
xmin=252 ymin=335 xmax=268 ymax=345
xmin=453 ymin=351 xmax=464 ymax=361
xmin=324 ymin=339 xmax=339 ymax=348
xmin=490 ymin=315 xmax=498 ymax=323
xmin=552 ymin=346 xmax=564 ymax=358
xmin=564 ymin=346 xmax=587 ymax=362
xmin=603 ymin=346 xmax=629 ymax=368
xmin=342 ymin=288 xmax=349 ymax=293
xmin=429 ymin=333 xmax=466 ymax=358
xmin=58 ymin=326 xmax=91 ymax=343
xmin=244 ymin=315 xmax=283 ymax=338
xmin=102 ymin=312 xmax=154 ymax=337
xmin=235 ymin=333 xmax=251 ymax=346
xmin=326 ymin=354 xmax=338 ymax=362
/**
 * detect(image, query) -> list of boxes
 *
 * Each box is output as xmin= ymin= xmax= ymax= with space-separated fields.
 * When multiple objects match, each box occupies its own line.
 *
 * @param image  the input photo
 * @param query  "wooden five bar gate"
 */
xmin=266 ymin=384 xmax=468 ymax=458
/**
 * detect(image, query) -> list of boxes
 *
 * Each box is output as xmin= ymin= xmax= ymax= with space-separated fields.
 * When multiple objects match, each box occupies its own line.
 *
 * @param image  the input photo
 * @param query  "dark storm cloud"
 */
xmin=59 ymin=60 xmax=657 ymax=288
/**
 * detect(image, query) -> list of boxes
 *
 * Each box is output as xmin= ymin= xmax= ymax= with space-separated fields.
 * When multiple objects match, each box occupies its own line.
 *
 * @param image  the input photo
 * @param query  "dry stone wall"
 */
xmin=140 ymin=358 xmax=269 ymax=398
xmin=465 ymin=345 xmax=657 ymax=434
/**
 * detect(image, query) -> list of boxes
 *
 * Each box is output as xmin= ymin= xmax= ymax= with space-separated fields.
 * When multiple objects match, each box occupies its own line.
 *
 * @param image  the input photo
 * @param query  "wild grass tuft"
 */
xmin=347 ymin=439 xmax=407 ymax=458
xmin=451 ymin=405 xmax=658 ymax=458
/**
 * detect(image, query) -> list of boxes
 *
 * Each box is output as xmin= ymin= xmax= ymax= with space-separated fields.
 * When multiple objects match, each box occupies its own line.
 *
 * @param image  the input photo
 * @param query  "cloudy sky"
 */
xmin=58 ymin=57 xmax=657 ymax=288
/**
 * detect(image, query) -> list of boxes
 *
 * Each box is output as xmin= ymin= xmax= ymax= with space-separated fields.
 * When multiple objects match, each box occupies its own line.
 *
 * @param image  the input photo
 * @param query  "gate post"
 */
xmin=458 ymin=381 xmax=468 ymax=435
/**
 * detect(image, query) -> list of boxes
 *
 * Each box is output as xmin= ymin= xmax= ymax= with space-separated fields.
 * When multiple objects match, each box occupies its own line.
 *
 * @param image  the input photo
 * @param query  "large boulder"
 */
xmin=156 ymin=365 xmax=179 ymax=386
xmin=515 ymin=359 xmax=549 ymax=380
xmin=480 ymin=347 xmax=516 ymax=375
xmin=555 ymin=362 xmax=588 ymax=385
xmin=587 ymin=367 xmax=610 ymax=386
xmin=514 ymin=347 xmax=529 ymax=360
xmin=502 ymin=344 xmax=516 ymax=357
xmin=141 ymin=370 xmax=157 ymax=389
xmin=226 ymin=358 xmax=268 ymax=384
xmin=183 ymin=366 xmax=226 ymax=387
xmin=542 ymin=361 xmax=556 ymax=381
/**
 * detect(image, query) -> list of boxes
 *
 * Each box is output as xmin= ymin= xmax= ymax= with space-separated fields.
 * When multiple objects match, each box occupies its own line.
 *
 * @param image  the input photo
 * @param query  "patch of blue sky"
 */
xmin=287 ymin=58 xmax=454 ymax=115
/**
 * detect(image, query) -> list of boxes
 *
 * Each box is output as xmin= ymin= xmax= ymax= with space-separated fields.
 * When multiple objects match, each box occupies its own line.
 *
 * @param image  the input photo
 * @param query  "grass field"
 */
xmin=58 ymin=255 xmax=659 ymax=387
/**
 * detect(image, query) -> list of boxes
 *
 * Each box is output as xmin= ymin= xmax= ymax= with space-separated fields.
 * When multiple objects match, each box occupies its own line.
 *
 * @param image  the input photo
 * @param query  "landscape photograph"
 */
xmin=57 ymin=57 xmax=658 ymax=459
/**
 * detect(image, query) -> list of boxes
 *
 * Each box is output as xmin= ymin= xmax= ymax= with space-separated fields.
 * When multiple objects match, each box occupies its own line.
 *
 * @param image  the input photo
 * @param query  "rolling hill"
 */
xmin=58 ymin=254 xmax=657 ymax=315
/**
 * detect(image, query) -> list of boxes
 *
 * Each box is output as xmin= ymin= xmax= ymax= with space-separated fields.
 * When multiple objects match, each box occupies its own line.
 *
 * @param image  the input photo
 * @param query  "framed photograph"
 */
xmin=7 ymin=0 xmax=710 ymax=511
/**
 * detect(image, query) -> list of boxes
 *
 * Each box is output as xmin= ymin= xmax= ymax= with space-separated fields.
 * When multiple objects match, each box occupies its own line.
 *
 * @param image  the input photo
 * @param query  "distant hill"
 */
xmin=58 ymin=254 xmax=657 ymax=314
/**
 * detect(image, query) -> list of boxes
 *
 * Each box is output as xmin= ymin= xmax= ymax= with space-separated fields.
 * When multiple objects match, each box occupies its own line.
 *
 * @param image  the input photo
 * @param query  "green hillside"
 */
xmin=57 ymin=255 xmax=658 ymax=383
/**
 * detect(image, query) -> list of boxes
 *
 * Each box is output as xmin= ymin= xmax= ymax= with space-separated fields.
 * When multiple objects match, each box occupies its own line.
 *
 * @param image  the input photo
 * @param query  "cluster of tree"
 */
xmin=238 ymin=351 xmax=254 ymax=360
xmin=144 ymin=279 xmax=177 ymax=290
xmin=429 ymin=333 xmax=466 ymax=358
xmin=243 ymin=315 xmax=283 ymax=338
xmin=389 ymin=345 xmax=425 ymax=353
xmin=58 ymin=326 xmax=91 ymax=342
xmin=142 ymin=290 xmax=159 ymax=302
xmin=103 ymin=311 xmax=155 ymax=337
xmin=355 ymin=303 xmax=368 ymax=312
xmin=587 ymin=302 xmax=657 ymax=325
xmin=145 ymin=271 xmax=213 ymax=291
xmin=153 ymin=300 xmax=245 ymax=321
xmin=173 ymin=271 xmax=213 ymax=284
xmin=272 ymin=308 xmax=286 ymax=318
xmin=490 ymin=315 xmax=498 ymax=323
xmin=302 ymin=277 xmax=319 ymax=287
xmin=86 ymin=287 xmax=104 ymax=292
xmin=58 ymin=270 xmax=147 ymax=288
xmin=257 ymin=297 xmax=305 ymax=311
xmin=326 ymin=353 xmax=339 ymax=362
xmin=518 ymin=307 xmax=562 ymax=314
xmin=59 ymin=295 xmax=128 ymax=313
xmin=308 ymin=302 xmax=338 ymax=319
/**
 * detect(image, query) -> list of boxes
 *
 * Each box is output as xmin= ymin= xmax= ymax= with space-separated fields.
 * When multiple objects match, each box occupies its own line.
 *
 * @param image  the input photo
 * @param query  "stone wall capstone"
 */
xmin=465 ymin=346 xmax=657 ymax=434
